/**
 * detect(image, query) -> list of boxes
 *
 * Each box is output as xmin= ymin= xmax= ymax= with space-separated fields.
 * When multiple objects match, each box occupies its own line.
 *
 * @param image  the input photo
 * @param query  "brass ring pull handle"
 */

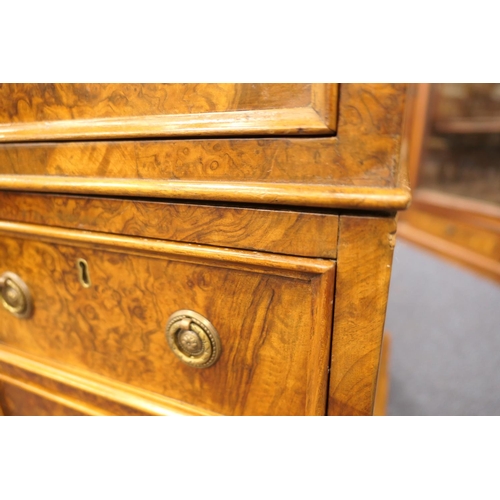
xmin=0 ymin=272 xmax=33 ymax=319
xmin=165 ymin=310 xmax=221 ymax=368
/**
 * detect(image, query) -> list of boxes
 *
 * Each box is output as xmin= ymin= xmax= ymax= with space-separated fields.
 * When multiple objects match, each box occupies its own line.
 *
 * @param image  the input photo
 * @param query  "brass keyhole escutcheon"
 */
xmin=0 ymin=272 xmax=33 ymax=319
xmin=165 ymin=310 xmax=222 ymax=368
xmin=77 ymin=258 xmax=91 ymax=288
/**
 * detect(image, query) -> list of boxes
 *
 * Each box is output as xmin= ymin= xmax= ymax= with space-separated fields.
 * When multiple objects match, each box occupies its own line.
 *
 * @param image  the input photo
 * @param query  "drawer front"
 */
xmin=0 ymin=345 xmax=209 ymax=416
xmin=0 ymin=84 xmax=338 ymax=141
xmin=0 ymin=192 xmax=339 ymax=259
xmin=0 ymin=379 xmax=86 ymax=416
xmin=0 ymin=222 xmax=335 ymax=416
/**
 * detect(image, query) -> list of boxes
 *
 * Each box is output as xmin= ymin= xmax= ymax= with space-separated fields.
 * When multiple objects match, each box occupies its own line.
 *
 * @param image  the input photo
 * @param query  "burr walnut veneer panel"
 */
xmin=0 ymin=192 xmax=339 ymax=258
xmin=0 ymin=223 xmax=335 ymax=416
xmin=0 ymin=84 xmax=338 ymax=141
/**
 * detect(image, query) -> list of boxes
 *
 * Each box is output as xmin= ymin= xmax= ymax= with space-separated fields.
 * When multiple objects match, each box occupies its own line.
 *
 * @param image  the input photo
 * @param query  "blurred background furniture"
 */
xmin=399 ymin=83 xmax=500 ymax=283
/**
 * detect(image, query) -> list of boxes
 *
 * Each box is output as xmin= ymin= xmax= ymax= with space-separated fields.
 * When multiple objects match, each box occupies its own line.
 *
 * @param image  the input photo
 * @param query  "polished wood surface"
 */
xmin=0 ymin=221 xmax=334 ymax=275
xmin=373 ymin=332 xmax=391 ymax=417
xmin=0 ymin=83 xmax=410 ymax=416
xmin=0 ymin=192 xmax=339 ymax=258
xmin=0 ymin=224 xmax=335 ymax=416
xmin=0 ymin=178 xmax=411 ymax=211
xmin=0 ymin=84 xmax=409 ymax=210
xmin=328 ymin=216 xmax=396 ymax=416
xmin=0 ymin=345 xmax=215 ymax=416
xmin=0 ymin=84 xmax=338 ymax=140
xmin=0 ymin=379 xmax=89 ymax=416
xmin=0 ymin=84 xmax=314 ymax=120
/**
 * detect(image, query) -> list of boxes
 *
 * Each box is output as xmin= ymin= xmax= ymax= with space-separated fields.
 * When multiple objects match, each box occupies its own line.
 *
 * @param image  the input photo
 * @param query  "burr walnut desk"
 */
xmin=0 ymin=84 xmax=410 ymax=416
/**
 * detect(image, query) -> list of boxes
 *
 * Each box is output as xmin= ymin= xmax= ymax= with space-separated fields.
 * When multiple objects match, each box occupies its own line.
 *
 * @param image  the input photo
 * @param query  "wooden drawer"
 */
xmin=0 ymin=378 xmax=87 ymax=416
xmin=0 ymin=84 xmax=338 ymax=141
xmin=0 ymin=345 xmax=210 ymax=416
xmin=0 ymin=191 xmax=339 ymax=259
xmin=0 ymin=222 xmax=335 ymax=416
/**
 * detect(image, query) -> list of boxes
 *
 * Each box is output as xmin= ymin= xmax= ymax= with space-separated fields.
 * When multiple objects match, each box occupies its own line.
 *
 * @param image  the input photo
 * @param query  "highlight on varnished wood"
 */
xmin=0 ymin=192 xmax=340 ymax=259
xmin=0 ymin=84 xmax=338 ymax=141
xmin=0 ymin=177 xmax=412 ymax=211
xmin=0 ymin=345 xmax=217 ymax=416
xmin=0 ymin=221 xmax=334 ymax=277
xmin=0 ymin=375 xmax=106 ymax=416
xmin=373 ymin=332 xmax=391 ymax=416
xmin=0 ymin=224 xmax=335 ymax=415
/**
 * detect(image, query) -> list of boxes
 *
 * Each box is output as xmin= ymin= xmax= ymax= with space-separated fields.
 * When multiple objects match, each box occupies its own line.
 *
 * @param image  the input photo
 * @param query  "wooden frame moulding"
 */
xmin=0 ymin=84 xmax=339 ymax=141
xmin=0 ymin=345 xmax=216 ymax=416
xmin=0 ymin=84 xmax=410 ymax=211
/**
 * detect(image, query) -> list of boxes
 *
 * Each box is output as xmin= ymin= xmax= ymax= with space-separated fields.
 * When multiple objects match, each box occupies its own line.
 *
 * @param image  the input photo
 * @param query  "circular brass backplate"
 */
xmin=0 ymin=272 xmax=33 ymax=319
xmin=165 ymin=310 xmax=221 ymax=368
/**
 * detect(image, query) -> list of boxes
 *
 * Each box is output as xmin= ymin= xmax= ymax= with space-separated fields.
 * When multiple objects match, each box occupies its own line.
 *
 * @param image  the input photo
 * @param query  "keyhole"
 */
xmin=77 ymin=259 xmax=91 ymax=288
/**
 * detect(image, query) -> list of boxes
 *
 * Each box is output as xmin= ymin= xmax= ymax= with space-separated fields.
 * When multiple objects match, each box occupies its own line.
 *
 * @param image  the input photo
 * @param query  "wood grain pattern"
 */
xmin=0 ymin=192 xmax=339 ymax=258
xmin=0 ymin=84 xmax=409 ymax=210
xmin=0 ymin=221 xmax=334 ymax=276
xmin=0 ymin=178 xmax=411 ymax=211
xmin=0 ymin=84 xmax=313 ymax=121
xmin=0 ymin=224 xmax=335 ymax=416
xmin=0 ymin=84 xmax=338 ymax=140
xmin=0 ymin=380 xmax=87 ymax=416
xmin=0 ymin=345 xmax=215 ymax=416
xmin=312 ymin=82 xmax=339 ymax=131
xmin=328 ymin=216 xmax=396 ymax=416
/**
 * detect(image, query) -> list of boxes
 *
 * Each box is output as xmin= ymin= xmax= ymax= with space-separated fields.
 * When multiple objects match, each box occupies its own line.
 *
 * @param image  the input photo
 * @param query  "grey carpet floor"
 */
xmin=385 ymin=241 xmax=500 ymax=416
